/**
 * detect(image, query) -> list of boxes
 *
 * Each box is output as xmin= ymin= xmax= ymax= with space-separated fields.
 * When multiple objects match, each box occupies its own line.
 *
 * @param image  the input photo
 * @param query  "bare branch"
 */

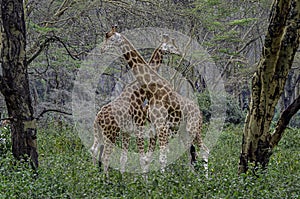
xmin=237 ymin=36 xmax=261 ymax=54
xmin=36 ymin=108 xmax=72 ymax=120
xmin=54 ymin=0 xmax=71 ymax=18
xmin=26 ymin=36 xmax=79 ymax=65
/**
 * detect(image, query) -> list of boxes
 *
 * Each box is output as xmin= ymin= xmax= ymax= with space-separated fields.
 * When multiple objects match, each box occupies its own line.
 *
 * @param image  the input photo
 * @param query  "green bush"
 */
xmin=0 ymin=123 xmax=299 ymax=198
xmin=197 ymin=91 xmax=246 ymax=125
xmin=0 ymin=126 xmax=11 ymax=157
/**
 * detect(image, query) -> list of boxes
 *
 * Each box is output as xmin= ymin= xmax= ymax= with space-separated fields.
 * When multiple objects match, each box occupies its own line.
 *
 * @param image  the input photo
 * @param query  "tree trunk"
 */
xmin=0 ymin=0 xmax=38 ymax=168
xmin=239 ymin=0 xmax=300 ymax=174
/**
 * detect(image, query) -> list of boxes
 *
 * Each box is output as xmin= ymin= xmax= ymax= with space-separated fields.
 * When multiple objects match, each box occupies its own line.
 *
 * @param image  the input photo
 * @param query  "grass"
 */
xmin=0 ymin=122 xmax=299 ymax=198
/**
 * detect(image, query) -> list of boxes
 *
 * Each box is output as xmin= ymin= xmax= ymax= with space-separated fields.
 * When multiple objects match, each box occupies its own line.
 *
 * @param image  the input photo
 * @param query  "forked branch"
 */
xmin=270 ymin=95 xmax=300 ymax=147
xmin=26 ymin=36 xmax=79 ymax=65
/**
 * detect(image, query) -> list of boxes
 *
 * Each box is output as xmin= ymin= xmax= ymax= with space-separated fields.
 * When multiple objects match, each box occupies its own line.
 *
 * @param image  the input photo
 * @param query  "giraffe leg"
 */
xmin=144 ymin=129 xmax=157 ymax=173
xmin=190 ymin=144 xmax=197 ymax=165
xmin=193 ymin=129 xmax=209 ymax=177
xmin=201 ymin=142 xmax=209 ymax=177
xmin=102 ymin=138 xmax=115 ymax=174
xmin=98 ymin=144 xmax=104 ymax=170
xmin=136 ymin=136 xmax=147 ymax=173
xmin=120 ymin=133 xmax=130 ymax=174
xmin=147 ymin=130 xmax=157 ymax=159
xmin=91 ymin=120 xmax=100 ymax=165
xmin=90 ymin=139 xmax=100 ymax=166
xmin=91 ymin=118 xmax=105 ymax=170
xmin=157 ymin=125 xmax=169 ymax=172
xmin=148 ymin=104 xmax=169 ymax=172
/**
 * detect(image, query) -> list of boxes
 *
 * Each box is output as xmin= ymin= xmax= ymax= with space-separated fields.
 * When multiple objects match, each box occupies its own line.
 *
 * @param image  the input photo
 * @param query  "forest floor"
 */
xmin=0 ymin=123 xmax=299 ymax=198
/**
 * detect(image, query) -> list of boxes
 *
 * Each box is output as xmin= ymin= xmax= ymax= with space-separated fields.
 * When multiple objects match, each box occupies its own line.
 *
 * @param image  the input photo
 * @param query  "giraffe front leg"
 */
xmin=157 ymin=126 xmax=169 ymax=172
xmin=144 ymin=129 xmax=157 ymax=173
xmin=91 ymin=120 xmax=101 ymax=166
xmin=90 ymin=139 xmax=100 ymax=166
xmin=120 ymin=133 xmax=130 ymax=174
xmin=136 ymin=136 xmax=147 ymax=173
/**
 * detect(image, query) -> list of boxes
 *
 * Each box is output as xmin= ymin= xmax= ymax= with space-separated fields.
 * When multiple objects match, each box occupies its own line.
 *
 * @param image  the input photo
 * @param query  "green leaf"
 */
xmin=229 ymin=18 xmax=257 ymax=26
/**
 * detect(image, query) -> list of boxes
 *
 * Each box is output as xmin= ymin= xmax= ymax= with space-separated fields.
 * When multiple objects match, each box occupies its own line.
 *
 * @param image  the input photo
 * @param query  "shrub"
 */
xmin=0 ymin=122 xmax=299 ymax=198
xmin=0 ymin=126 xmax=11 ymax=157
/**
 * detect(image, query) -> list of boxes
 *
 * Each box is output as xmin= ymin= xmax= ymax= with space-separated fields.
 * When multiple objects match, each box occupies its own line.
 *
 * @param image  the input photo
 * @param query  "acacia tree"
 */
xmin=0 ymin=0 xmax=38 ymax=167
xmin=239 ymin=0 xmax=300 ymax=174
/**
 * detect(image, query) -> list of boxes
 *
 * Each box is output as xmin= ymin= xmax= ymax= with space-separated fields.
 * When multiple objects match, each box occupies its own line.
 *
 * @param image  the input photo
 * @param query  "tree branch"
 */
xmin=270 ymin=94 xmax=300 ymax=148
xmin=35 ymin=108 xmax=72 ymax=120
xmin=26 ymin=36 xmax=79 ymax=65
xmin=1 ymin=109 xmax=72 ymax=123
xmin=54 ymin=0 xmax=71 ymax=18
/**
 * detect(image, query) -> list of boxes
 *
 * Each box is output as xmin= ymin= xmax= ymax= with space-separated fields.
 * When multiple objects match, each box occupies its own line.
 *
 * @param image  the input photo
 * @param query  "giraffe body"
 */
xmin=100 ymin=26 xmax=209 ymax=173
xmin=91 ymin=34 xmax=180 ymax=173
xmin=91 ymin=81 xmax=148 ymax=173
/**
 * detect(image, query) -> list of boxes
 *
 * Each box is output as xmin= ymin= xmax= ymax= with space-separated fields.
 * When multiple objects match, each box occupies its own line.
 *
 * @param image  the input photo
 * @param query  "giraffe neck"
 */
xmin=120 ymin=35 xmax=169 ymax=86
xmin=148 ymin=48 xmax=163 ymax=71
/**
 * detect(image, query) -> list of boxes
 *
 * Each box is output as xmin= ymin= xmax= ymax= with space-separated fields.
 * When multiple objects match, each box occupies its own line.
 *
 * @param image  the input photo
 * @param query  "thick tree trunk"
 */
xmin=239 ymin=0 xmax=300 ymax=174
xmin=0 ymin=0 xmax=38 ymax=168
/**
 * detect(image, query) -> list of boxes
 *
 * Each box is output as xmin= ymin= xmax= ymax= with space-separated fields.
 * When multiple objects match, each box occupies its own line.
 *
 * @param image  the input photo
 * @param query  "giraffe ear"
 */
xmin=171 ymin=38 xmax=176 ymax=45
xmin=112 ymin=24 xmax=117 ymax=33
xmin=162 ymin=34 xmax=169 ymax=43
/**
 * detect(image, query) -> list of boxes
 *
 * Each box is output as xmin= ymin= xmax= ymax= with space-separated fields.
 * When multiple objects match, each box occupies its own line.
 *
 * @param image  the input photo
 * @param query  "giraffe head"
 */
xmin=101 ymin=25 xmax=124 ymax=53
xmin=149 ymin=34 xmax=181 ymax=69
xmin=160 ymin=34 xmax=181 ymax=55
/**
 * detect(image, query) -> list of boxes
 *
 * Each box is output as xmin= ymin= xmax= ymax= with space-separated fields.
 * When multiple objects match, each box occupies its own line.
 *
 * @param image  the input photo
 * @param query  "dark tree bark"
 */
xmin=238 ymin=0 xmax=300 ymax=174
xmin=0 ymin=0 xmax=38 ymax=168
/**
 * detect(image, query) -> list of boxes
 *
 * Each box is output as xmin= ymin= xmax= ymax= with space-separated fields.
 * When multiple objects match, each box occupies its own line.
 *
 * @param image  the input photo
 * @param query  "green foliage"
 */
xmin=229 ymin=18 xmax=258 ymax=26
xmin=197 ymin=91 xmax=245 ymax=125
xmin=0 ymin=123 xmax=299 ymax=198
xmin=0 ymin=126 xmax=11 ymax=157
xmin=196 ymin=91 xmax=212 ymax=123
xmin=225 ymin=95 xmax=246 ymax=125
xmin=28 ymin=21 xmax=58 ymax=33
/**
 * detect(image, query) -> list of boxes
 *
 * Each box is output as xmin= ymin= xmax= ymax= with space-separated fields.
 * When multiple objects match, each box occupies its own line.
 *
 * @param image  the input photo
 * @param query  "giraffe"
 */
xmin=91 ymin=33 xmax=180 ymax=173
xmin=100 ymin=26 xmax=209 ymax=173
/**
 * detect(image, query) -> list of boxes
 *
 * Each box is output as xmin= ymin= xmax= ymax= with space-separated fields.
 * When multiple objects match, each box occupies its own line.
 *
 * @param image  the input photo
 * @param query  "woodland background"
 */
xmin=1 ymin=0 xmax=299 ymax=125
xmin=0 ymin=0 xmax=299 ymax=198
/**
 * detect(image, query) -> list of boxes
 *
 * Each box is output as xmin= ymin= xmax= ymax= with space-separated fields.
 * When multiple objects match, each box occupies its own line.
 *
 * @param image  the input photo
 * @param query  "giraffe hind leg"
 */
xmin=193 ymin=132 xmax=209 ymax=177
xmin=190 ymin=144 xmax=197 ymax=165
xmin=98 ymin=144 xmax=104 ymax=171
xmin=102 ymin=139 xmax=116 ymax=174
xmin=201 ymin=143 xmax=209 ymax=177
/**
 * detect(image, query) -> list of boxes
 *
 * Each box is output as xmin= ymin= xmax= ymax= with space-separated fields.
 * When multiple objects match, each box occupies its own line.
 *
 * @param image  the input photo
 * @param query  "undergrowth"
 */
xmin=0 ymin=123 xmax=299 ymax=198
